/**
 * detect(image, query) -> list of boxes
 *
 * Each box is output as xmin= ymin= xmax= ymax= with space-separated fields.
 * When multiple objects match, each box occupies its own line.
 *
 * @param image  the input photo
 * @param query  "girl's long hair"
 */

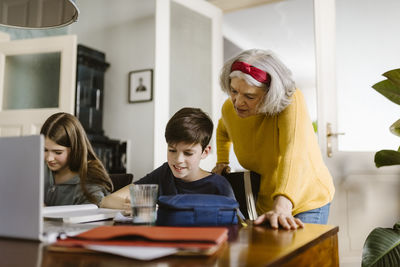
xmin=40 ymin=112 xmax=113 ymax=203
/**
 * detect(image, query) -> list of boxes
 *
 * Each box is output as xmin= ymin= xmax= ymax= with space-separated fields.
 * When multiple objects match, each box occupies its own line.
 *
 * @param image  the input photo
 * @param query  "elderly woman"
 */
xmin=212 ymin=49 xmax=335 ymax=229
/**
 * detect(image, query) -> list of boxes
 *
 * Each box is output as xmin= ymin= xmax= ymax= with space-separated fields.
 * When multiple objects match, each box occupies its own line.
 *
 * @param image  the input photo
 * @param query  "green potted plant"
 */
xmin=362 ymin=68 xmax=400 ymax=267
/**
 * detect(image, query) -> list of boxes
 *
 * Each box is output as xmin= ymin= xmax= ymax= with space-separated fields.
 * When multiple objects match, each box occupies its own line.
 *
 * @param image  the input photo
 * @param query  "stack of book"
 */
xmin=43 ymin=204 xmax=121 ymax=224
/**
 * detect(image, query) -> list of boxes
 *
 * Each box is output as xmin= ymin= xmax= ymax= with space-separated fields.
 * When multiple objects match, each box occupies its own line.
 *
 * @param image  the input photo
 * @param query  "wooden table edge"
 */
xmin=266 ymin=225 xmax=339 ymax=267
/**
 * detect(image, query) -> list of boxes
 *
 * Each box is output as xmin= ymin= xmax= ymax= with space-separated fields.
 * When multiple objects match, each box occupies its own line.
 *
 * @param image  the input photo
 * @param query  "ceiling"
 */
xmin=211 ymin=0 xmax=314 ymax=52
xmin=207 ymin=0 xmax=279 ymax=13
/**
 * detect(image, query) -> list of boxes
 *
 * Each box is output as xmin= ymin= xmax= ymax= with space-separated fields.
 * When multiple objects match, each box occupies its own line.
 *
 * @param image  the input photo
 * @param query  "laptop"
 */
xmin=0 ymin=135 xmax=46 ymax=241
xmin=0 ymin=135 xmax=119 ymax=242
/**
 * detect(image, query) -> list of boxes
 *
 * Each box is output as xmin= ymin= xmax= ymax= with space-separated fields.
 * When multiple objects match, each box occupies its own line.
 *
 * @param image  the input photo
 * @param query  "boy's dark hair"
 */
xmin=165 ymin=107 xmax=213 ymax=151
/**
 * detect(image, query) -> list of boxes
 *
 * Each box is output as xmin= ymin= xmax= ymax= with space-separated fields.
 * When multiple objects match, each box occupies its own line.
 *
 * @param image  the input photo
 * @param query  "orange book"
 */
xmin=49 ymin=225 xmax=228 ymax=256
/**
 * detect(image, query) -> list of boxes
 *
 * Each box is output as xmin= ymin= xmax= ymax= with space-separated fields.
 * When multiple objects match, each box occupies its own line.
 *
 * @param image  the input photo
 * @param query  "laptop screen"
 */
xmin=0 ymin=135 xmax=44 ymax=240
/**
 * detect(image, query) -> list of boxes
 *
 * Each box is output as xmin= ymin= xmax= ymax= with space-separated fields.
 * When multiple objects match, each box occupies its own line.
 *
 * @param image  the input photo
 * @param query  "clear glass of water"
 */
xmin=129 ymin=184 xmax=158 ymax=225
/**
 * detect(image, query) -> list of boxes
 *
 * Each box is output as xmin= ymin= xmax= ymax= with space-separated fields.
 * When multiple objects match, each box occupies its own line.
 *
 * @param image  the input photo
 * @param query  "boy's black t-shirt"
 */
xmin=135 ymin=162 xmax=236 ymax=199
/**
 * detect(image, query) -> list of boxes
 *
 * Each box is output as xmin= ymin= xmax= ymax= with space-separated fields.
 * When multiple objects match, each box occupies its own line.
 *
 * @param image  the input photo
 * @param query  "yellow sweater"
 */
xmin=216 ymin=90 xmax=335 ymax=215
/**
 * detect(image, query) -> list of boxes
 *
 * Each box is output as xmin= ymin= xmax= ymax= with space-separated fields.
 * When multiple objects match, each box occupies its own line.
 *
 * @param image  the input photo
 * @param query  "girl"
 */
xmin=41 ymin=112 xmax=113 ymax=206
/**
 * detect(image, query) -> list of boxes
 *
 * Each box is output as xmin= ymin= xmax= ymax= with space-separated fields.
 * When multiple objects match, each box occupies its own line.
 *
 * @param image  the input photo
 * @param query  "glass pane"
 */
xmin=336 ymin=0 xmax=400 ymax=151
xmin=169 ymin=2 xmax=212 ymax=116
xmin=2 ymin=52 xmax=60 ymax=110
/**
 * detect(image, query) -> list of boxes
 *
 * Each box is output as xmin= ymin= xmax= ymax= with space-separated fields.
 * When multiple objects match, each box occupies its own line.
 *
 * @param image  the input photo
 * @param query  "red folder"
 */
xmin=50 ymin=225 xmax=228 ymax=255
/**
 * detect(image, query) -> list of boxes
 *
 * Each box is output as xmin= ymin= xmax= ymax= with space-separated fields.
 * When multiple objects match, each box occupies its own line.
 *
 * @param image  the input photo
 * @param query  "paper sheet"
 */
xmin=85 ymin=245 xmax=178 ymax=260
xmin=113 ymin=212 xmax=133 ymax=223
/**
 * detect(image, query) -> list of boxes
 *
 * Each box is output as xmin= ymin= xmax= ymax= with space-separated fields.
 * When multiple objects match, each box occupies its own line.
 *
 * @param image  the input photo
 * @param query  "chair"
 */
xmin=109 ymin=173 xmax=134 ymax=192
xmin=223 ymin=171 xmax=261 ymax=220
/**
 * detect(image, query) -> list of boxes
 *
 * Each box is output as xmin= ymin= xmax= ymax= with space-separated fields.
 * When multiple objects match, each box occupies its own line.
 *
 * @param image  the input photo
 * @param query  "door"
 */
xmin=0 ymin=34 xmax=77 ymax=136
xmin=154 ymin=0 xmax=223 ymax=169
xmin=314 ymin=0 xmax=400 ymax=265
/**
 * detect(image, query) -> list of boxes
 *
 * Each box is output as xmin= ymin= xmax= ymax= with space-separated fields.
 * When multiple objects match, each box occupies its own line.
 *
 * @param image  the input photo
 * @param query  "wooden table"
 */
xmin=0 ymin=223 xmax=338 ymax=267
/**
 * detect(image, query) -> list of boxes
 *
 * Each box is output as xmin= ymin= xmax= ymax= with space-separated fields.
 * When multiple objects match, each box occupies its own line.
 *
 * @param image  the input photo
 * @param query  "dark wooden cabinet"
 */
xmin=87 ymin=134 xmax=127 ymax=174
xmin=75 ymin=44 xmax=127 ymax=173
xmin=76 ymin=44 xmax=108 ymax=135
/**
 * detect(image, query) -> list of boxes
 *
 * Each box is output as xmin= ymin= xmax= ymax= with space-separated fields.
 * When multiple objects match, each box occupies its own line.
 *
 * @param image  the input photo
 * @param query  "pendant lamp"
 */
xmin=0 ymin=0 xmax=79 ymax=29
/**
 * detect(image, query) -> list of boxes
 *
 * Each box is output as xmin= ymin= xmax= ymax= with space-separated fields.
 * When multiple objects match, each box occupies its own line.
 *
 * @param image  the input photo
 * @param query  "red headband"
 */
xmin=231 ymin=61 xmax=270 ymax=84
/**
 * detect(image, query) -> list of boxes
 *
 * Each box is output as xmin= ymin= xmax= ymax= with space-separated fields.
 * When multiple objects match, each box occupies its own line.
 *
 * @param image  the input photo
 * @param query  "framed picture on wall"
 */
xmin=128 ymin=69 xmax=153 ymax=103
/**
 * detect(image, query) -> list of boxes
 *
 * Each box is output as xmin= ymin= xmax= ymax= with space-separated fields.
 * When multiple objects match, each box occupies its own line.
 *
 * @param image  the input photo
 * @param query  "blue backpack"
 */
xmin=156 ymin=194 xmax=239 ymax=226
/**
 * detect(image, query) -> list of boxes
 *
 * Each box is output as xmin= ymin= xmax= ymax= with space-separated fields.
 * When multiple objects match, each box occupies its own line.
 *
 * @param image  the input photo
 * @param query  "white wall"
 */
xmin=153 ymin=0 xmax=223 ymax=171
xmin=70 ymin=0 xmax=156 ymax=179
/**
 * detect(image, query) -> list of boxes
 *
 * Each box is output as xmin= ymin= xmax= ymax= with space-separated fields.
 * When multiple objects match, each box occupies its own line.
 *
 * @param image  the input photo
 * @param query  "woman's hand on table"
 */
xmin=254 ymin=195 xmax=304 ymax=230
xmin=212 ymin=163 xmax=231 ymax=175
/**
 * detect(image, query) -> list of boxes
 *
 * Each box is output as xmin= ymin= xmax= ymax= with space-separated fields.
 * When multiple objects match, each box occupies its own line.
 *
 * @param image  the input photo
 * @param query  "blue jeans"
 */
xmin=294 ymin=203 xmax=331 ymax=224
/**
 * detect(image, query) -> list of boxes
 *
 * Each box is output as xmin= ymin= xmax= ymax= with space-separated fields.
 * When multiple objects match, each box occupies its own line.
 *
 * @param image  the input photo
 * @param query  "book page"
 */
xmin=85 ymin=245 xmax=178 ymax=260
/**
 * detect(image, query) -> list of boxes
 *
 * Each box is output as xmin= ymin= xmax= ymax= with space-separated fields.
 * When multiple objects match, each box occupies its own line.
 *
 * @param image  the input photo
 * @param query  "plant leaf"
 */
xmin=312 ymin=120 xmax=318 ymax=133
xmin=374 ymin=150 xmax=400 ymax=167
xmin=362 ymin=224 xmax=400 ymax=267
xmin=383 ymin=69 xmax=400 ymax=88
xmin=390 ymin=119 xmax=400 ymax=137
xmin=372 ymin=79 xmax=400 ymax=105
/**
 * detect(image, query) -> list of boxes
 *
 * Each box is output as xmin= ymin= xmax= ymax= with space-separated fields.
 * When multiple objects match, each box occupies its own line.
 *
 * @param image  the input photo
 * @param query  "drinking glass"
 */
xmin=129 ymin=184 xmax=158 ymax=225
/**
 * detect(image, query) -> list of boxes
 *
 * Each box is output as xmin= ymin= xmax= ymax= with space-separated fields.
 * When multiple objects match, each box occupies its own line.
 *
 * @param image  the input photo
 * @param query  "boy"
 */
xmin=100 ymin=107 xmax=235 ymax=209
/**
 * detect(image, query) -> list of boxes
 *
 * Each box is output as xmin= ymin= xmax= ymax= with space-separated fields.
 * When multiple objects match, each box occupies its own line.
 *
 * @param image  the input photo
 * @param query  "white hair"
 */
xmin=220 ymin=49 xmax=296 ymax=115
